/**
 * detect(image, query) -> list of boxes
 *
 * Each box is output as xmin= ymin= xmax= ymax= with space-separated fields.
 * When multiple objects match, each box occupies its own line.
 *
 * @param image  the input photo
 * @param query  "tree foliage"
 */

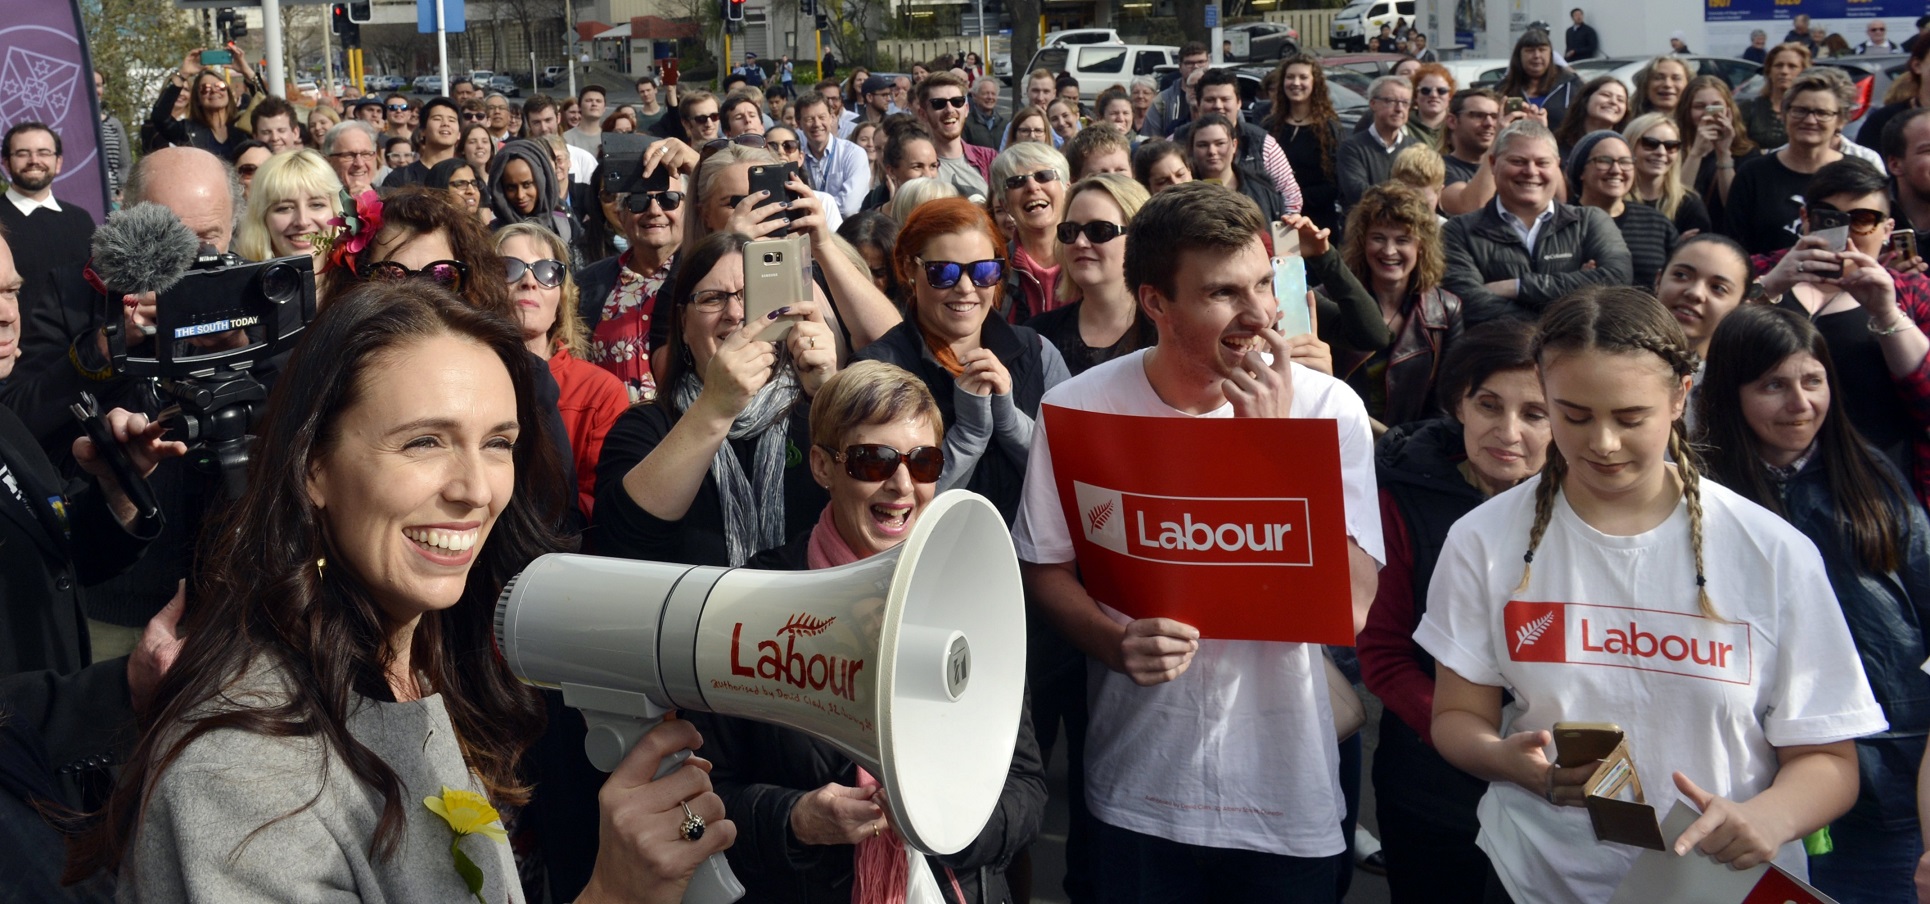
xmin=83 ymin=0 xmax=205 ymax=129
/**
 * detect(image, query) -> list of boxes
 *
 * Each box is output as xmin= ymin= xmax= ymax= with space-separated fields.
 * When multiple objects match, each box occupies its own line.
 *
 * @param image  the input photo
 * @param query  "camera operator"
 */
xmin=0 ymin=146 xmax=247 ymax=663
xmin=0 ymin=224 xmax=189 ymax=900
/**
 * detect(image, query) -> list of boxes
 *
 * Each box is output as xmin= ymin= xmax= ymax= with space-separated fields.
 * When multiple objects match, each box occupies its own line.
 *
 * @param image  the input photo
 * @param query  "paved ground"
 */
xmin=1024 ymin=691 xmax=1395 ymax=904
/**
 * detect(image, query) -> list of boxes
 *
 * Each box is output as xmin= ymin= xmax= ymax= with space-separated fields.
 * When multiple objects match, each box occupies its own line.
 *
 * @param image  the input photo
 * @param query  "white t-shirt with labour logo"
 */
xmin=1012 ymin=348 xmax=1384 ymax=858
xmin=1413 ymin=475 xmax=1885 ymax=904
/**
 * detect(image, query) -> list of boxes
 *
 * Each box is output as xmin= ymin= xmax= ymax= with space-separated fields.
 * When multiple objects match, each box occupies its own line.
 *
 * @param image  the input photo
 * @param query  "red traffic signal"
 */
xmin=726 ymin=0 xmax=745 ymax=21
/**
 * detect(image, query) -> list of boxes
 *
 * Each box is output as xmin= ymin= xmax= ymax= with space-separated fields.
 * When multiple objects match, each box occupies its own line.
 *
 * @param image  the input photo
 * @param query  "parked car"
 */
xmin=366 ymin=73 xmax=407 ymax=91
xmin=488 ymin=75 xmax=521 ymax=97
xmin=412 ymin=74 xmax=444 ymax=94
xmin=1436 ymin=58 xmax=1511 ymax=90
xmin=541 ymin=65 xmax=567 ymax=86
xmin=1045 ymin=28 xmax=1124 ymax=47
xmin=1224 ymin=21 xmax=1301 ymax=63
xmin=1330 ymin=0 xmax=1417 ymax=52
xmin=1025 ymin=43 xmax=1177 ymax=99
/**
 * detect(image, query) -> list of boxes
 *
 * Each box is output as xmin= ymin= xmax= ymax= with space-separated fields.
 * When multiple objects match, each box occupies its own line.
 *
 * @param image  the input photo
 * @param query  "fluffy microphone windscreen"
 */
xmin=90 ymin=202 xmax=202 ymax=297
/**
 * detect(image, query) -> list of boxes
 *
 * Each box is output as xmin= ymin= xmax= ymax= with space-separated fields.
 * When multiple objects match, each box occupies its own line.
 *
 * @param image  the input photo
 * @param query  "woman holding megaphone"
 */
xmin=69 ymin=281 xmax=736 ymax=903
xmin=688 ymin=360 xmax=1046 ymax=903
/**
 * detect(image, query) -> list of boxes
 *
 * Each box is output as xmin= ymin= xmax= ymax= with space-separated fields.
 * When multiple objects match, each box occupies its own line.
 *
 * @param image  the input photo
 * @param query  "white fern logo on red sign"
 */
xmin=1513 ymin=611 xmax=1555 ymax=653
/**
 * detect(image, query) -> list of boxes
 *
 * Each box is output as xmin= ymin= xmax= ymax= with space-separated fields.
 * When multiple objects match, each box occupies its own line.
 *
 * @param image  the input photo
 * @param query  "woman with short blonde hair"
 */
xmin=234 ymin=149 xmax=344 ymax=266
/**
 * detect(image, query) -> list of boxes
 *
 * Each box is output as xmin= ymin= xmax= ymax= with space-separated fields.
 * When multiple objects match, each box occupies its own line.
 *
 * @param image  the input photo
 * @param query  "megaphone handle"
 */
xmin=652 ymin=748 xmax=748 ymax=904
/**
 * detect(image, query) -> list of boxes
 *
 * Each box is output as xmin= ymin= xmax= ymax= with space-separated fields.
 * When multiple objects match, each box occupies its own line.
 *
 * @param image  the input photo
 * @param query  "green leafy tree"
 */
xmin=84 ymin=0 xmax=205 ymax=132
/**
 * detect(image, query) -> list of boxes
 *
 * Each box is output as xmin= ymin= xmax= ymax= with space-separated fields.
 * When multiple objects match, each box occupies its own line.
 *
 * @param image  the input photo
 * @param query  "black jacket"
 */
xmin=1770 ymin=456 xmax=1930 ymax=830
xmin=685 ymin=530 xmax=1046 ymax=904
xmin=0 ymin=401 xmax=159 ymax=804
xmin=854 ymin=318 xmax=1049 ymax=524
xmin=1442 ymin=200 xmax=1632 ymax=325
xmin=1565 ymin=23 xmax=1601 ymax=59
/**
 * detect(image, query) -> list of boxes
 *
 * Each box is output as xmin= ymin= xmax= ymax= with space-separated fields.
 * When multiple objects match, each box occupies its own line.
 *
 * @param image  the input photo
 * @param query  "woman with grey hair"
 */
xmin=1723 ymin=68 xmax=1853 ymax=254
xmin=991 ymin=141 xmax=1072 ymax=321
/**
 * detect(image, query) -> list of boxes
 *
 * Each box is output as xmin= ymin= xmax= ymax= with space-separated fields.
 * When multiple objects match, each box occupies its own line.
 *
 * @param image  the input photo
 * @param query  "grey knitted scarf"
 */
xmin=673 ymin=367 xmax=801 ymax=565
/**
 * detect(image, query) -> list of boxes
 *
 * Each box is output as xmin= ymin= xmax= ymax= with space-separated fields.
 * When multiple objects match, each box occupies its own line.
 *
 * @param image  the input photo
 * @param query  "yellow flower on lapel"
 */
xmin=424 ymin=786 xmax=509 ymax=842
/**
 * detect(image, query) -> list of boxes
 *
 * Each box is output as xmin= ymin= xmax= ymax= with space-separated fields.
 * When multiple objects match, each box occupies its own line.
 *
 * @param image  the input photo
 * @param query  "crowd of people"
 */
xmin=5 ymin=23 xmax=1930 ymax=904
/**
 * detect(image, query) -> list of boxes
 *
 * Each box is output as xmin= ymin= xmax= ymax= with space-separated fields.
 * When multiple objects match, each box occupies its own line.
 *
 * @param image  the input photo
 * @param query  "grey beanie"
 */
xmin=1564 ymin=128 xmax=1624 ymax=201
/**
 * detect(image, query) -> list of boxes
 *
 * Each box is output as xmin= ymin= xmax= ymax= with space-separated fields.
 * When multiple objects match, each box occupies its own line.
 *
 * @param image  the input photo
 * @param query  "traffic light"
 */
xmin=726 ymin=0 xmax=744 ymax=22
xmin=332 ymin=3 xmax=348 ymax=34
xmin=331 ymin=4 xmax=361 ymax=45
xmin=216 ymin=8 xmax=245 ymax=42
xmin=347 ymin=1 xmax=371 ymax=22
xmin=815 ymin=9 xmax=829 ymax=28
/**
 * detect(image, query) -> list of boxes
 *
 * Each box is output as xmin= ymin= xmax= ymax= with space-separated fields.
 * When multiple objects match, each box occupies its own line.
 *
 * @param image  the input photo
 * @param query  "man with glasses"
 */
xmin=1442 ymin=119 xmax=1631 ymax=324
xmin=574 ymin=162 xmax=688 ymax=402
xmin=812 ymin=79 xmax=860 ymax=138
xmin=859 ymin=75 xmax=895 ymax=125
xmin=485 ymin=93 xmax=516 ymax=143
xmin=1857 ymin=20 xmax=1900 ymax=54
xmin=1014 ymin=180 xmax=1382 ymax=903
xmin=964 ymin=76 xmax=1008 ymax=150
xmin=917 ymin=72 xmax=995 ymax=196
xmin=0 ymin=122 xmax=93 ymax=329
xmin=1141 ymin=42 xmax=1211 ymax=139
xmin=679 ymin=91 xmax=722 ymax=145
xmin=796 ymin=93 xmax=868 ymax=216
xmin=1440 ymin=88 xmax=1505 ymax=215
xmin=1192 ymin=68 xmax=1302 ymax=215
xmin=383 ymin=97 xmax=462 ymax=188
xmin=1338 ymin=75 xmax=1425 ymax=208
xmin=323 ymin=120 xmax=381 ymax=196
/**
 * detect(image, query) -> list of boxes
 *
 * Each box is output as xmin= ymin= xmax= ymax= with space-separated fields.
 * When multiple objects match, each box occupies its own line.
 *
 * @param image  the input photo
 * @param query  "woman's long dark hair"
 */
xmin=1695 ymin=304 xmax=1906 ymax=574
xmin=68 ymin=282 xmax=570 ymax=878
xmin=1265 ymin=54 xmax=1340 ymax=180
xmin=1496 ymin=29 xmax=1559 ymax=101
xmin=655 ymin=231 xmax=755 ymax=412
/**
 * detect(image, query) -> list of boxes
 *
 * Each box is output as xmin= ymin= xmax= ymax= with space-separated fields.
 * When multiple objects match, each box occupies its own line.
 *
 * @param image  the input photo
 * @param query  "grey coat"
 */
xmin=122 ymin=663 xmax=522 ymax=903
xmin=1441 ymin=200 xmax=1633 ymax=325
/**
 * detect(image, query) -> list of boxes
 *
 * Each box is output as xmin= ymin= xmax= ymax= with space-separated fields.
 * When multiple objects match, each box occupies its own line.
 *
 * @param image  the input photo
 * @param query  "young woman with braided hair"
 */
xmin=1413 ymin=286 xmax=1885 ymax=904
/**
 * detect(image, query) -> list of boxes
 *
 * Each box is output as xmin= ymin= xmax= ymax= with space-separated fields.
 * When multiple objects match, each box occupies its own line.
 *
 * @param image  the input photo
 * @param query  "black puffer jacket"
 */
xmin=686 ymin=530 xmax=1047 ymax=904
xmin=1442 ymin=200 xmax=1632 ymax=325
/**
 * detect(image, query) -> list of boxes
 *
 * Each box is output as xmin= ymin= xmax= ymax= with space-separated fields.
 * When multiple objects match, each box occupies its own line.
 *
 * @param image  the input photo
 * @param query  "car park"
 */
xmin=1025 ymin=43 xmax=1177 ymax=99
xmin=1569 ymin=55 xmax=1760 ymax=95
xmin=412 ymin=74 xmax=443 ymax=94
xmin=1330 ymin=0 xmax=1416 ymax=51
xmin=1147 ymin=64 xmax=1368 ymax=132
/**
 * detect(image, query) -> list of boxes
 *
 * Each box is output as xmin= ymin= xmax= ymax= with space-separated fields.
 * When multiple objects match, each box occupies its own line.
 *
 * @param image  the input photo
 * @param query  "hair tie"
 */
xmin=1694 ymin=574 xmax=1706 ymax=587
xmin=1523 ymin=551 xmax=1535 ymax=565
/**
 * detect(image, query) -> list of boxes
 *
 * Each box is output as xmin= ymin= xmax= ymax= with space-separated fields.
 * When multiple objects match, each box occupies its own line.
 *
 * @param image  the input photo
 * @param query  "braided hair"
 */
xmin=1517 ymin=287 xmax=1715 ymax=618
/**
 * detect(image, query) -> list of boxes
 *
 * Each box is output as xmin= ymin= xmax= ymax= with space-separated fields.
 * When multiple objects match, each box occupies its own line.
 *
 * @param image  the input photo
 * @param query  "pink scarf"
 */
xmin=806 ymin=505 xmax=864 ymax=570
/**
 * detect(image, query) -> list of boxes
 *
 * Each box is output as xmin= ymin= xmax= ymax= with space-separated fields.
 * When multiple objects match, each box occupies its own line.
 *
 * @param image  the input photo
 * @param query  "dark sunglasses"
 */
xmin=1057 ymin=220 xmax=1127 ymax=245
xmin=1811 ymin=204 xmax=1888 ymax=234
xmin=704 ymin=134 xmax=767 ymax=150
xmin=362 ymin=259 xmax=468 ymax=291
xmin=686 ymin=112 xmax=722 ymax=124
xmin=1002 ymin=168 xmax=1060 ymax=191
xmin=386 ymin=103 xmax=410 ymax=112
xmin=1637 ymin=136 xmax=1683 ymax=152
xmin=236 ymin=163 xmax=259 ymax=177
xmin=462 ymin=112 xmax=488 ymax=122
xmin=919 ymin=258 xmax=1004 ymax=289
xmin=624 ymin=189 xmax=685 ymax=212
xmin=926 ymin=95 xmax=970 ymax=109
xmin=1415 ymin=86 xmax=1452 ymax=97
xmin=819 ymin=443 xmax=945 ymax=483
xmin=504 ymin=258 xmax=566 ymax=288
xmin=772 ymin=139 xmax=801 ymax=153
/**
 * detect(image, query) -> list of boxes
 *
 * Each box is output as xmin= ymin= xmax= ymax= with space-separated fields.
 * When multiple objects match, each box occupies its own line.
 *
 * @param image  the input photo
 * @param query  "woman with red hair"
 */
xmin=853 ymin=198 xmax=1070 ymax=523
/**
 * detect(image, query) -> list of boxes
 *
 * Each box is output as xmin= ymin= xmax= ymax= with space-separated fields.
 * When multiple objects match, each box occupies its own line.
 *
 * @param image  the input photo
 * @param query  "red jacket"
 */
xmin=548 ymin=348 xmax=632 ymax=518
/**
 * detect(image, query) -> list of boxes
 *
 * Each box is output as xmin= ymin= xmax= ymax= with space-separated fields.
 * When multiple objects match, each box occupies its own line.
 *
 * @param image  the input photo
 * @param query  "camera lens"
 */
xmin=259 ymin=262 xmax=301 ymax=305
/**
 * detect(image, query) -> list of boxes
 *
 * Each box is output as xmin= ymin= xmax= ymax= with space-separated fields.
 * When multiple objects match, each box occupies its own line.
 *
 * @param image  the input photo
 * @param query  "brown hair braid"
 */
xmin=1516 ymin=287 xmax=1716 ymax=619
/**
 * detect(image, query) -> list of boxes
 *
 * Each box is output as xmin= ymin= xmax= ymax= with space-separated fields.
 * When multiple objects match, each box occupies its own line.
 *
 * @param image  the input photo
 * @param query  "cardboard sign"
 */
xmin=1607 ymin=802 xmax=1839 ymax=904
xmin=1043 ymin=404 xmax=1355 ymax=644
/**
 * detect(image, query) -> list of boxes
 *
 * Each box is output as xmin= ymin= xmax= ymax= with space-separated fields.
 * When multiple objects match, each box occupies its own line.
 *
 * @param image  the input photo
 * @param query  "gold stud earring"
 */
xmin=316 ymin=557 xmax=327 ymax=579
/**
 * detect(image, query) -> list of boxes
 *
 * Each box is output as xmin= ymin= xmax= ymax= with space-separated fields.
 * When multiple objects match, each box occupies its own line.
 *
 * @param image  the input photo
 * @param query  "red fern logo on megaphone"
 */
xmin=731 ymin=612 xmax=867 ymax=701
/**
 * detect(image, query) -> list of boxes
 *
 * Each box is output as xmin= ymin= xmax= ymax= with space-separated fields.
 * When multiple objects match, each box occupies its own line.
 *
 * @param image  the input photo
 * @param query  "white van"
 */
xmin=1023 ymin=43 xmax=1176 ymax=100
xmin=1330 ymin=0 xmax=1417 ymax=52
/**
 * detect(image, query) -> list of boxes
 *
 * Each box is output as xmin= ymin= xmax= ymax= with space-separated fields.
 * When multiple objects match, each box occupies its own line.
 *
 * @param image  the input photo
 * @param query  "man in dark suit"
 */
xmin=1564 ymin=8 xmax=1601 ymax=60
xmin=0 ymin=123 xmax=97 ymax=342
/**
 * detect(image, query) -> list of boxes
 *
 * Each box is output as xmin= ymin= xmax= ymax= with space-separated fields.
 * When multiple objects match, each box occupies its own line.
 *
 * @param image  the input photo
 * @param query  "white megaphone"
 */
xmin=495 ymin=490 xmax=1027 ymax=903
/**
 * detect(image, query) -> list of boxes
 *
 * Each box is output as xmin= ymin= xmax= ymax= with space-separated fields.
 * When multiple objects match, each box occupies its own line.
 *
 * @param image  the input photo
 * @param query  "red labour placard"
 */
xmin=1043 ymin=404 xmax=1355 ymax=644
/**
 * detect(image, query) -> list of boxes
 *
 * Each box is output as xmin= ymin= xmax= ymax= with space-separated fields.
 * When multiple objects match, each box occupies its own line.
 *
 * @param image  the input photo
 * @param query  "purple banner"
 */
xmin=0 ymin=0 xmax=108 ymax=225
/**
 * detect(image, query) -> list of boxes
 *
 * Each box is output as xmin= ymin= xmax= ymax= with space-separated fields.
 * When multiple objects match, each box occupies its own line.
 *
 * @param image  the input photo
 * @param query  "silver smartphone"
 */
xmin=742 ymin=234 xmax=810 ymax=340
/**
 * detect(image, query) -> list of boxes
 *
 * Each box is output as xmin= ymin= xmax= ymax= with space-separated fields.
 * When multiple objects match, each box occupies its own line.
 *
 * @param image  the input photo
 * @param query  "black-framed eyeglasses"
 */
xmin=362 ymin=259 xmax=469 ymax=291
xmin=1787 ymin=105 xmax=1840 ymax=123
xmin=1056 ymin=220 xmax=1128 ymax=244
xmin=818 ymin=443 xmax=945 ymax=483
xmin=1637 ymin=136 xmax=1683 ymax=152
xmin=918 ymin=258 xmax=1004 ymax=289
xmin=447 ymin=177 xmax=479 ymax=191
xmin=926 ymin=95 xmax=970 ymax=109
xmin=687 ymin=288 xmax=746 ymax=312
xmin=1588 ymin=155 xmax=1634 ymax=169
xmin=1002 ymin=168 xmax=1060 ymax=191
xmin=505 ymin=258 xmax=566 ymax=288
xmin=624 ymin=189 xmax=685 ymax=212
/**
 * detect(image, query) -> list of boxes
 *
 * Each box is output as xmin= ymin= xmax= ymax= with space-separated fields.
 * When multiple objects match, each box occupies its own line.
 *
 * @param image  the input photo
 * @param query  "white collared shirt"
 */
xmin=1496 ymin=197 xmax=1557 ymax=249
xmin=5 ymin=187 xmax=60 ymax=217
xmin=1367 ymin=123 xmax=1408 ymax=153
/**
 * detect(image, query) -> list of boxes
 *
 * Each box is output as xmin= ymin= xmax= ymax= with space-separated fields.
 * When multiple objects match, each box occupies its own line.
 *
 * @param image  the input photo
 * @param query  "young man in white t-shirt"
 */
xmin=1013 ymin=181 xmax=1385 ymax=900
